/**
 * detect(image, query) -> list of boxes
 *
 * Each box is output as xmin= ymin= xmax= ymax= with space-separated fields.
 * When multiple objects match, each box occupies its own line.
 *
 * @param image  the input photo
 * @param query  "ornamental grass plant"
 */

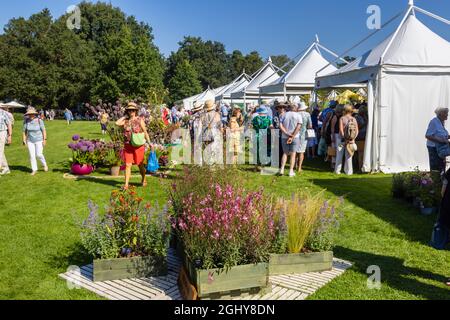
xmin=274 ymin=191 xmax=344 ymax=254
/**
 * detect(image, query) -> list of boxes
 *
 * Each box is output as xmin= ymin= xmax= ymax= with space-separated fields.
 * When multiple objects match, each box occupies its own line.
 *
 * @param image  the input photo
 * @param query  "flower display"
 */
xmin=81 ymin=187 xmax=171 ymax=259
xmin=68 ymin=135 xmax=123 ymax=167
xmin=172 ymin=183 xmax=279 ymax=270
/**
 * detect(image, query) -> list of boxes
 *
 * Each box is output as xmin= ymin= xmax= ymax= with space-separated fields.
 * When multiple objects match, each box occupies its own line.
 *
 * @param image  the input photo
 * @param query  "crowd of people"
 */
xmin=181 ymin=98 xmax=368 ymax=177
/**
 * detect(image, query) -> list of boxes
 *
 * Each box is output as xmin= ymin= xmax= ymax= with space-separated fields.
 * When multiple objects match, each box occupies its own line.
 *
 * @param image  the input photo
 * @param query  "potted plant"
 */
xmin=172 ymin=184 xmax=275 ymax=299
xmin=268 ymin=192 xmax=343 ymax=276
xmin=81 ymin=187 xmax=171 ymax=282
xmin=419 ymin=176 xmax=438 ymax=215
xmin=103 ymin=142 xmax=123 ymax=176
xmin=68 ymin=135 xmax=95 ymax=175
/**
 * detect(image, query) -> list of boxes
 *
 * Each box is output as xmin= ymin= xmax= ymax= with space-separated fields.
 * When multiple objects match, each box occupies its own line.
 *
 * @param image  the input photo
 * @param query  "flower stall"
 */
xmin=80 ymin=187 xmax=171 ymax=282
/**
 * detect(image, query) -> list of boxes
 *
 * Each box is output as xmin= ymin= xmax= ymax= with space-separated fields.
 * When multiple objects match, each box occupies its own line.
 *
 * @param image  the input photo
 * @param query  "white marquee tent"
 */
xmin=215 ymin=72 xmax=252 ymax=104
xmin=230 ymin=57 xmax=284 ymax=106
xmin=259 ymin=37 xmax=343 ymax=99
xmin=315 ymin=2 xmax=450 ymax=173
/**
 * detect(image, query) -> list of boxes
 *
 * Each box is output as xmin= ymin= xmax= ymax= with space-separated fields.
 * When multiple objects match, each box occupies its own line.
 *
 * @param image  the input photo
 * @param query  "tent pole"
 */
xmin=413 ymin=6 xmax=450 ymax=25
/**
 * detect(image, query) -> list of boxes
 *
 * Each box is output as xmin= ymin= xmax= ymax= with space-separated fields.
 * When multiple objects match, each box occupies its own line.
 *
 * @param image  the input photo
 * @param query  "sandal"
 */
xmin=142 ymin=180 xmax=148 ymax=187
xmin=446 ymin=279 xmax=450 ymax=287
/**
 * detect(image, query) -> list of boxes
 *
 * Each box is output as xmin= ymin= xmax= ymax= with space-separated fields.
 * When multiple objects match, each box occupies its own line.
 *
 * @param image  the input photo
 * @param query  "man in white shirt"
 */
xmin=279 ymin=104 xmax=302 ymax=177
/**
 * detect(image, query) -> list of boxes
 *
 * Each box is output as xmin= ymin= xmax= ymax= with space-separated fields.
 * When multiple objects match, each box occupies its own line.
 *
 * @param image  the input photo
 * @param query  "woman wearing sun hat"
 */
xmin=23 ymin=107 xmax=48 ymax=176
xmin=116 ymin=102 xmax=151 ymax=189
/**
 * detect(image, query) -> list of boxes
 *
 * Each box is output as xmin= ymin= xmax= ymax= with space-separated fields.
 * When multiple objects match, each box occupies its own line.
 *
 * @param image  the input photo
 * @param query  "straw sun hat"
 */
xmin=25 ymin=107 xmax=39 ymax=116
xmin=204 ymin=100 xmax=216 ymax=112
xmin=126 ymin=102 xmax=139 ymax=111
xmin=192 ymin=101 xmax=204 ymax=114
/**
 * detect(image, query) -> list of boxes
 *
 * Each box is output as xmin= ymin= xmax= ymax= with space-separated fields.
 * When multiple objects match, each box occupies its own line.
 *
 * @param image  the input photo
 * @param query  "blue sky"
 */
xmin=1 ymin=0 xmax=449 ymax=60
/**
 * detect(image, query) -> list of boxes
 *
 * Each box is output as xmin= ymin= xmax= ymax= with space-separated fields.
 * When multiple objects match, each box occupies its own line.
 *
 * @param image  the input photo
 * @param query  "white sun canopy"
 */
xmin=1 ymin=101 xmax=26 ymax=109
xmin=260 ymin=40 xmax=339 ymax=97
xmin=230 ymin=57 xmax=283 ymax=101
xmin=215 ymin=72 xmax=252 ymax=103
xmin=316 ymin=4 xmax=450 ymax=174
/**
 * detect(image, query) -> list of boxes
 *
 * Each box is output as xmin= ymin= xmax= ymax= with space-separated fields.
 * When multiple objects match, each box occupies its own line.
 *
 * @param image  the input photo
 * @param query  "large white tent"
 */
xmin=215 ymin=72 xmax=252 ymax=104
xmin=230 ymin=57 xmax=284 ymax=106
xmin=315 ymin=2 xmax=450 ymax=174
xmin=259 ymin=38 xmax=342 ymax=99
xmin=182 ymin=86 xmax=216 ymax=111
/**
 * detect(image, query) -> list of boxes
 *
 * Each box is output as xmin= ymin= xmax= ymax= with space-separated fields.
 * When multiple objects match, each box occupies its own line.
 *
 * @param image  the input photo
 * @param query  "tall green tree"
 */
xmin=166 ymin=36 xmax=229 ymax=90
xmin=167 ymin=60 xmax=202 ymax=103
xmin=0 ymin=9 xmax=95 ymax=108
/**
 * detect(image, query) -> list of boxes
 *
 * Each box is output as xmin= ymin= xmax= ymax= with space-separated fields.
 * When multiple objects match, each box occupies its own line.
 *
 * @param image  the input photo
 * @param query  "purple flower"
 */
xmin=80 ymin=146 xmax=88 ymax=152
xmin=72 ymin=135 xmax=80 ymax=142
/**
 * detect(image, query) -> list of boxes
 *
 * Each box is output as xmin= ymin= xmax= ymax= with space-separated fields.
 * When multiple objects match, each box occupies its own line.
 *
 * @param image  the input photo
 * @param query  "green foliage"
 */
xmin=0 ymin=2 xmax=165 ymax=108
xmin=167 ymin=60 xmax=202 ymax=103
xmin=0 ymin=9 xmax=96 ymax=108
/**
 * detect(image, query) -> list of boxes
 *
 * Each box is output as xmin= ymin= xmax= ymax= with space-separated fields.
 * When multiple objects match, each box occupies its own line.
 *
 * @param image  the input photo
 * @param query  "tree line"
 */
xmin=0 ymin=1 xmax=300 ymax=109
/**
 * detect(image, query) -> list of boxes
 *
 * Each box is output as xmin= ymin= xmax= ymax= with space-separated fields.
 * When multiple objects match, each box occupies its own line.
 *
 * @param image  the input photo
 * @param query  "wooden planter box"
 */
xmin=269 ymin=251 xmax=333 ymax=276
xmin=183 ymin=256 xmax=269 ymax=299
xmin=93 ymin=255 xmax=168 ymax=282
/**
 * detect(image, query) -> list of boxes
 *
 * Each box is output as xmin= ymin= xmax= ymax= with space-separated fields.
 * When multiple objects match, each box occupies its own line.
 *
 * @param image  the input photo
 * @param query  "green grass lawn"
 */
xmin=0 ymin=120 xmax=449 ymax=300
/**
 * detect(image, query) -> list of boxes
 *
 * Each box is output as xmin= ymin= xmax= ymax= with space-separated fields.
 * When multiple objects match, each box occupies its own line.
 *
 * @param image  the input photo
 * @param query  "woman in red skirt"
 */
xmin=116 ymin=102 xmax=150 ymax=189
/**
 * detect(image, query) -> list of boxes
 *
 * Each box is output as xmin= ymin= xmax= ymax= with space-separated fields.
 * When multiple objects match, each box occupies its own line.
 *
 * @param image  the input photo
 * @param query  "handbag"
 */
xmin=306 ymin=129 xmax=316 ymax=139
xmin=327 ymin=146 xmax=336 ymax=157
xmin=436 ymin=142 xmax=450 ymax=160
xmin=131 ymin=132 xmax=145 ymax=147
xmin=147 ymin=150 xmax=160 ymax=173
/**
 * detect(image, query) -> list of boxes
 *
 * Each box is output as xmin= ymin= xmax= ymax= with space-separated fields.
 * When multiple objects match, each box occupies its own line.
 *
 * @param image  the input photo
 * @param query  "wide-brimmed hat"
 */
xmin=346 ymin=142 xmax=358 ymax=157
xmin=204 ymin=100 xmax=216 ymax=112
xmin=298 ymin=101 xmax=308 ymax=111
xmin=25 ymin=107 xmax=39 ymax=116
xmin=192 ymin=102 xmax=203 ymax=114
xmin=256 ymin=107 xmax=268 ymax=115
xmin=126 ymin=102 xmax=139 ymax=111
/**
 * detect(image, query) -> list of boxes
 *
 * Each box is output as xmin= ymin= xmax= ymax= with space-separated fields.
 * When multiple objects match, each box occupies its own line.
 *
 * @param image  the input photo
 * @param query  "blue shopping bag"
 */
xmin=147 ymin=150 xmax=160 ymax=173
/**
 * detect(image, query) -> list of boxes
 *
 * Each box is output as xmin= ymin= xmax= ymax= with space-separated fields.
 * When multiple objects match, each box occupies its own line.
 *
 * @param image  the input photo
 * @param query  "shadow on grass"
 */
xmin=335 ymin=246 xmax=450 ymax=300
xmin=311 ymin=175 xmax=436 ymax=244
xmin=9 ymin=165 xmax=31 ymax=173
xmin=47 ymin=243 xmax=92 ymax=271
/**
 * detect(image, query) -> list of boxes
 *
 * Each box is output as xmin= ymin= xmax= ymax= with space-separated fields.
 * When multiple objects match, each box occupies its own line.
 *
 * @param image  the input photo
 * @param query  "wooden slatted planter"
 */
xmin=93 ymin=255 xmax=168 ymax=282
xmin=182 ymin=255 xmax=269 ymax=299
xmin=269 ymin=252 xmax=333 ymax=276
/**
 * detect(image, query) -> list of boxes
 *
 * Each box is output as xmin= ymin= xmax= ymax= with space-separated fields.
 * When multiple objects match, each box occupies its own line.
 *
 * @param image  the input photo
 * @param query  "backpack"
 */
xmin=344 ymin=117 xmax=358 ymax=141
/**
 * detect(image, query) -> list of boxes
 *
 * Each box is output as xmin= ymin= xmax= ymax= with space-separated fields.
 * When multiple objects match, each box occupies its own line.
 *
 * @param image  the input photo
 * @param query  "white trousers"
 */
xmin=0 ymin=131 xmax=8 ymax=170
xmin=335 ymin=138 xmax=353 ymax=175
xmin=27 ymin=141 xmax=47 ymax=172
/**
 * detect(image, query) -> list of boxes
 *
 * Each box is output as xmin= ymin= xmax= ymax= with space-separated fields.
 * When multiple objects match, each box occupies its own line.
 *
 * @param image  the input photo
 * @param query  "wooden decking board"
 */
xmin=59 ymin=252 xmax=352 ymax=301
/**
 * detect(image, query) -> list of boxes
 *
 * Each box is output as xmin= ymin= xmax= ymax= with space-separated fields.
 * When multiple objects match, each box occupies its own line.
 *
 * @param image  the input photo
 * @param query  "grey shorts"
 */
xmin=282 ymin=138 xmax=300 ymax=154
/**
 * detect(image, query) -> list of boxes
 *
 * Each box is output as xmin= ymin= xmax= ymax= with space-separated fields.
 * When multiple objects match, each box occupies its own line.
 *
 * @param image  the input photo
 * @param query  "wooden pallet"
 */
xmin=59 ymin=250 xmax=352 ymax=301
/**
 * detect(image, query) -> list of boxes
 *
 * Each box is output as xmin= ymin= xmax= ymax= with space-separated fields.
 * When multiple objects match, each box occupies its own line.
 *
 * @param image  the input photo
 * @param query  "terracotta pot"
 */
xmin=110 ymin=166 xmax=121 ymax=177
xmin=71 ymin=163 xmax=94 ymax=176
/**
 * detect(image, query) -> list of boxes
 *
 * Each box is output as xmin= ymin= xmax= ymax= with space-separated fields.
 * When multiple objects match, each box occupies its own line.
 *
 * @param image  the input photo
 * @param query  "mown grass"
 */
xmin=0 ymin=120 xmax=448 ymax=300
